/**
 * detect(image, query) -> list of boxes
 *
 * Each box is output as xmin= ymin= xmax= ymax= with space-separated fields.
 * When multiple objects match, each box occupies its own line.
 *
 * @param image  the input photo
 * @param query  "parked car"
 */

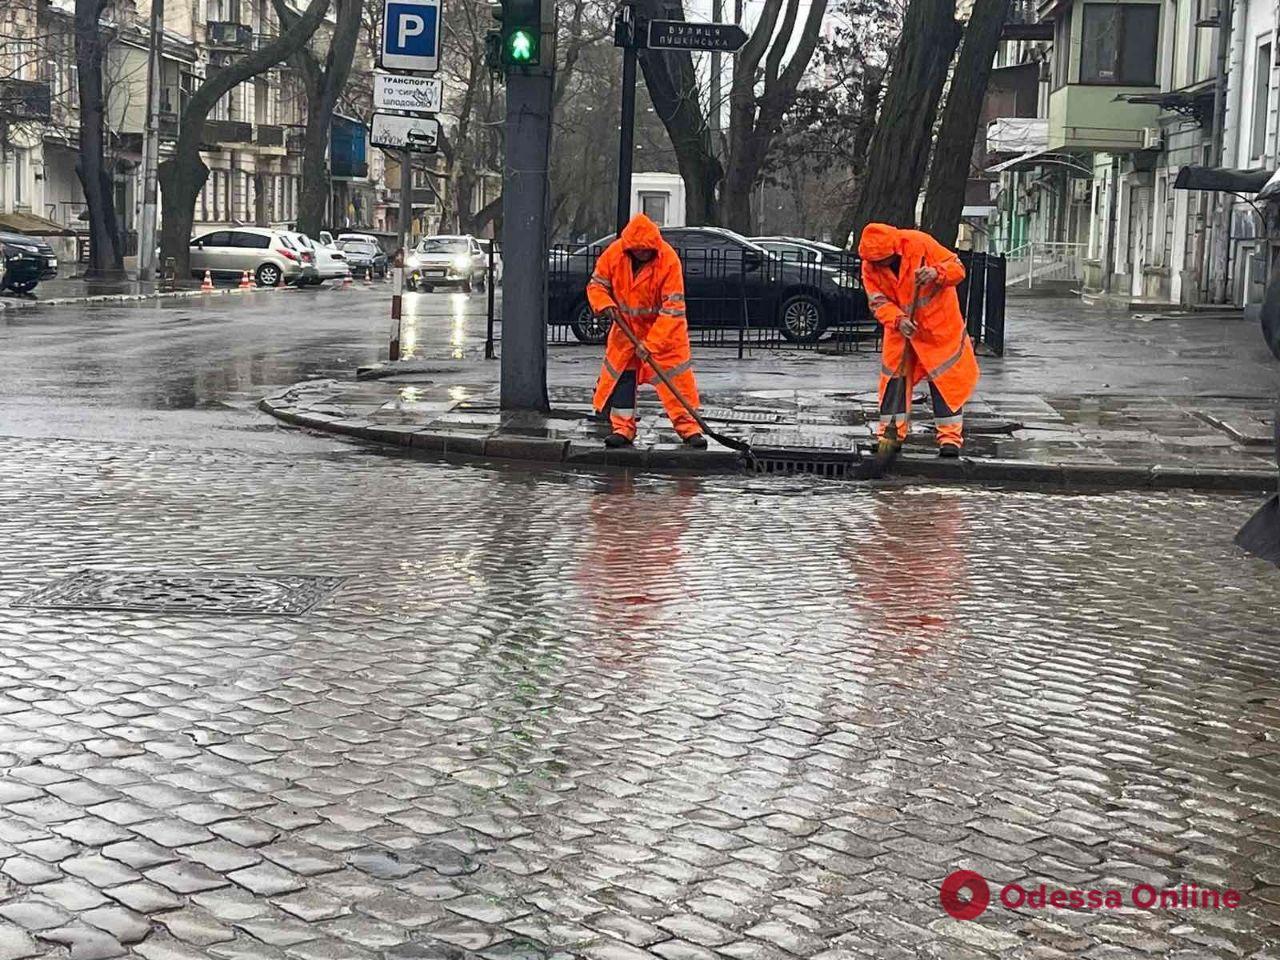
xmin=288 ymin=233 xmax=349 ymax=285
xmin=548 ymin=226 xmax=866 ymax=344
xmin=406 ymin=235 xmax=488 ymax=292
xmin=477 ymin=238 xmax=503 ymax=284
xmin=753 ymin=236 xmax=854 ymax=267
xmin=336 ymin=232 xmax=383 ymax=249
xmin=336 ymin=239 xmax=388 ymax=278
xmin=189 ymin=227 xmax=317 ymax=286
xmin=1 ymin=232 xmax=58 ymax=294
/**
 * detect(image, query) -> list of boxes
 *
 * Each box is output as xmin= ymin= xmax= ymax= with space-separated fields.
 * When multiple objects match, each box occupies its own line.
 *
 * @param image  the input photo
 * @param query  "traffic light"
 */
xmin=497 ymin=0 xmax=540 ymax=66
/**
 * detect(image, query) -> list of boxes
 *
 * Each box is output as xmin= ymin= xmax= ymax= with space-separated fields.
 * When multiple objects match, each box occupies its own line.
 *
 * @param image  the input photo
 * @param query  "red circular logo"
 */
xmin=940 ymin=870 xmax=991 ymax=920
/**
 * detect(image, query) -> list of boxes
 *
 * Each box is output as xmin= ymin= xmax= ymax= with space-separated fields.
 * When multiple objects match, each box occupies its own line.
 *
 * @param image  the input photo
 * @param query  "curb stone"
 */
xmin=258 ymin=392 xmax=1277 ymax=493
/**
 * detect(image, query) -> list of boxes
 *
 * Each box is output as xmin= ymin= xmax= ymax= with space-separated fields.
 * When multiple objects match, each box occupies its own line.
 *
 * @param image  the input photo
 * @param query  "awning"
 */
xmin=962 ymin=205 xmax=996 ymax=218
xmin=1173 ymin=166 xmax=1273 ymax=194
xmin=986 ymin=149 xmax=1053 ymax=174
xmin=0 ymin=211 xmax=76 ymax=236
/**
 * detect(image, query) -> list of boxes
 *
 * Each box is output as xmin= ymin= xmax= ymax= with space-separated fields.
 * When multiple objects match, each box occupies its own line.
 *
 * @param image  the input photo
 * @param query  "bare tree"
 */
xmin=272 ymin=0 xmax=363 ymax=237
xmin=720 ymin=0 xmax=828 ymax=232
xmin=920 ymin=0 xmax=1011 ymax=242
xmin=849 ymin=0 xmax=961 ymax=238
xmin=74 ymin=0 xmax=125 ymax=275
xmin=159 ymin=0 xmax=330 ymax=274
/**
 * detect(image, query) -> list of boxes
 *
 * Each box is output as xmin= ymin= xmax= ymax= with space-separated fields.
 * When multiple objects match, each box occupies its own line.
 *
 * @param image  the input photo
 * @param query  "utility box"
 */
xmin=630 ymin=172 xmax=685 ymax=227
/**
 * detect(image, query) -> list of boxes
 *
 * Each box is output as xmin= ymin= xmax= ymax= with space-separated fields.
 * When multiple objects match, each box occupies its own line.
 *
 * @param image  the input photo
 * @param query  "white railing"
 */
xmin=1002 ymin=241 xmax=1086 ymax=288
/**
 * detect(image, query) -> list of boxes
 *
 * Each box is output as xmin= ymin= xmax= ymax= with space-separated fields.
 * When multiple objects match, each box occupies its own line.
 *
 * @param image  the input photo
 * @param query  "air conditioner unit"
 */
xmin=1141 ymin=127 xmax=1163 ymax=150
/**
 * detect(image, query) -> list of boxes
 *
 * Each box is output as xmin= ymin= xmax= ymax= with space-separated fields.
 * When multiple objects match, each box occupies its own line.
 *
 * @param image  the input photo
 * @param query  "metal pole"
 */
xmin=391 ymin=149 xmax=412 ymax=361
xmin=485 ymin=237 xmax=496 ymax=359
xmin=1206 ymin=0 xmax=1235 ymax=302
xmin=616 ymin=5 xmax=638 ymax=234
xmin=500 ymin=65 xmax=553 ymax=411
xmin=710 ymin=0 xmax=722 ymax=150
xmin=137 ymin=0 xmax=164 ymax=281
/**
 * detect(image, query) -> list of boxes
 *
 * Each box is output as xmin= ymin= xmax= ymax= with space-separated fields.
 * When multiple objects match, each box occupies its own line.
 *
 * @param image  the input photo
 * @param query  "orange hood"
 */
xmin=619 ymin=214 xmax=663 ymax=253
xmin=858 ymin=222 xmax=901 ymax=262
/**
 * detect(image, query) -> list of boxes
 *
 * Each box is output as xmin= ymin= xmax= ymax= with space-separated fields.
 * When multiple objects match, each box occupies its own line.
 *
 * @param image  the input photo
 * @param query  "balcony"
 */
xmin=0 ymin=79 xmax=52 ymax=121
xmin=202 ymin=118 xmax=253 ymax=147
xmin=1002 ymin=0 xmax=1053 ymax=39
xmin=206 ymin=22 xmax=254 ymax=50
xmin=1047 ymin=85 xmax=1160 ymax=151
xmin=256 ymin=124 xmax=285 ymax=148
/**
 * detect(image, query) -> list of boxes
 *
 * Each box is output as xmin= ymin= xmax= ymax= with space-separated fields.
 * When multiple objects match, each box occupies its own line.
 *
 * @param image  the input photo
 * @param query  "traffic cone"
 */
xmin=342 ymin=272 xmax=353 ymax=289
xmin=200 ymin=270 xmax=214 ymax=292
xmin=364 ymin=270 xmax=374 ymax=287
xmin=238 ymin=270 xmax=252 ymax=290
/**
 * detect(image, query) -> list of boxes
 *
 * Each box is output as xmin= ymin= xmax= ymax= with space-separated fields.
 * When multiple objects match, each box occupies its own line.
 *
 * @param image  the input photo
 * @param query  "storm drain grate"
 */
xmin=752 ymin=451 xmax=863 ymax=479
xmin=15 ymin=571 xmax=346 ymax=616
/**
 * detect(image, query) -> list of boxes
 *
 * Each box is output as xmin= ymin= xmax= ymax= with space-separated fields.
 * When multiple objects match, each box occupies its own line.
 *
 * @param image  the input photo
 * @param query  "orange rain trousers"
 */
xmin=587 ymin=214 xmax=701 ymax=440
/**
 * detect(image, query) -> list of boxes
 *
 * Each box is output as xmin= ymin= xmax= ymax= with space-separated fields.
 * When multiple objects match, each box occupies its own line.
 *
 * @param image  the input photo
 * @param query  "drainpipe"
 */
xmin=1208 ymin=0 xmax=1241 ymax=302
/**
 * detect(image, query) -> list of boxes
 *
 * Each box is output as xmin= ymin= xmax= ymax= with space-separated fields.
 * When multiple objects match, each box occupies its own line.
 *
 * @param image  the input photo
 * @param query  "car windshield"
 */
xmin=340 ymin=242 xmax=376 ymax=254
xmin=418 ymin=238 xmax=469 ymax=254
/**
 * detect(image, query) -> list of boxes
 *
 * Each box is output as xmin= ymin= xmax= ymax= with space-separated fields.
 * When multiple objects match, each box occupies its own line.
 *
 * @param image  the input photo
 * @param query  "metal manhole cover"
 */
xmin=15 ymin=571 xmax=345 ymax=616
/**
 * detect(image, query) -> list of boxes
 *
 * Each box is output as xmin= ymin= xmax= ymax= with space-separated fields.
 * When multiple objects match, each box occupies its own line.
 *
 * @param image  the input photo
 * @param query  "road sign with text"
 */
xmin=380 ymin=0 xmax=441 ymax=72
xmin=371 ymin=112 xmax=440 ymax=152
xmin=374 ymin=73 xmax=443 ymax=113
xmin=646 ymin=20 xmax=748 ymax=52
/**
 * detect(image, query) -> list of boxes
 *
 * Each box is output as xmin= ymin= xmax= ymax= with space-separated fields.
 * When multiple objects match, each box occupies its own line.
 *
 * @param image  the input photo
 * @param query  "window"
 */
xmin=231 ymin=232 xmax=270 ymax=248
xmin=197 ymin=231 xmax=233 ymax=247
xmin=640 ymin=192 xmax=669 ymax=225
xmin=1080 ymin=4 xmax=1160 ymax=85
xmin=1252 ymin=41 xmax=1272 ymax=160
xmin=1053 ymin=8 xmax=1072 ymax=89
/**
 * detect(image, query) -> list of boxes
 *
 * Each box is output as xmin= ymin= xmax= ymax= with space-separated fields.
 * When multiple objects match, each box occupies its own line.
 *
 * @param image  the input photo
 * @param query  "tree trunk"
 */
xmin=276 ymin=0 xmax=362 ymax=237
xmin=634 ymin=0 xmax=722 ymax=225
xmin=921 ymin=0 xmax=1011 ymax=244
xmin=159 ymin=0 xmax=330 ymax=275
xmin=833 ymin=72 xmax=884 ymax=248
xmin=74 ymin=0 xmax=124 ymax=277
xmin=849 ymin=0 xmax=961 ymax=241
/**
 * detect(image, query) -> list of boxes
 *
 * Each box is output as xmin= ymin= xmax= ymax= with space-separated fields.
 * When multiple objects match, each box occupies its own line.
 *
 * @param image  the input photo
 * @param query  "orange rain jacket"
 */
xmin=859 ymin=224 xmax=980 ymax=413
xmin=586 ymin=214 xmax=700 ymax=438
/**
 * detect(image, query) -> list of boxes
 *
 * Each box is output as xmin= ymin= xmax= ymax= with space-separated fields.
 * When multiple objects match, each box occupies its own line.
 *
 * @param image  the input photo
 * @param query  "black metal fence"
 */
xmin=484 ymin=241 xmax=1006 ymax=358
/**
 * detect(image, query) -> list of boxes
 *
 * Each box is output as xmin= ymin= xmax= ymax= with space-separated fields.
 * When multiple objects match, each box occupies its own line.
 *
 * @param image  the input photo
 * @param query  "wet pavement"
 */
xmin=0 ymin=284 xmax=1278 ymax=958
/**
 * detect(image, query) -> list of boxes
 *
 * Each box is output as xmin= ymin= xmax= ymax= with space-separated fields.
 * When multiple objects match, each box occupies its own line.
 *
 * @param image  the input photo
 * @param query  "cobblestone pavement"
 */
xmin=0 ymin=435 xmax=1274 ymax=959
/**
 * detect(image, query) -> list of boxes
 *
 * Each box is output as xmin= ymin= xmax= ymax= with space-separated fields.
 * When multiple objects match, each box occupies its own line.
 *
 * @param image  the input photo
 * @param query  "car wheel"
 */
xmin=7 ymin=280 xmax=37 ymax=294
xmin=461 ymin=279 xmax=473 ymax=294
xmin=779 ymin=293 xmax=825 ymax=343
xmin=256 ymin=263 xmax=282 ymax=288
xmin=569 ymin=298 xmax=610 ymax=345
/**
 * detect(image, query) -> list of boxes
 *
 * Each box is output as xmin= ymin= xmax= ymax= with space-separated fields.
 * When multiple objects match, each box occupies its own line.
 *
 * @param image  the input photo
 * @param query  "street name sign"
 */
xmin=380 ymin=0 xmax=441 ymax=72
xmin=646 ymin=20 xmax=748 ymax=52
xmin=374 ymin=73 xmax=443 ymax=113
xmin=371 ymin=112 xmax=440 ymax=152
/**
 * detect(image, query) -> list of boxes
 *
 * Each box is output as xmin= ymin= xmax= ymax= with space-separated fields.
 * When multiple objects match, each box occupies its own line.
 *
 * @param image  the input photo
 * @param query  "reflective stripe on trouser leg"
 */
xmin=877 ymin=377 xmax=910 ymax=441
xmin=607 ymin=370 xmax=638 ymax=439
xmin=653 ymin=362 xmax=702 ymax=439
xmin=930 ymin=381 xmax=963 ymax=446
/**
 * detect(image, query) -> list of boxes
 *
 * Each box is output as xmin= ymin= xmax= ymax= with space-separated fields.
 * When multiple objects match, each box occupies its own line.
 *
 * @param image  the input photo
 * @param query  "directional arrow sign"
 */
xmin=375 ymin=73 xmax=443 ymax=113
xmin=646 ymin=20 xmax=748 ymax=52
xmin=371 ymin=112 xmax=440 ymax=152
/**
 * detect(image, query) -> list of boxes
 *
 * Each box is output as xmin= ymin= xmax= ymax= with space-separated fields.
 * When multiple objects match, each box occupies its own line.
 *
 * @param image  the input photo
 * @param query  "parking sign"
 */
xmin=381 ymin=0 xmax=440 ymax=72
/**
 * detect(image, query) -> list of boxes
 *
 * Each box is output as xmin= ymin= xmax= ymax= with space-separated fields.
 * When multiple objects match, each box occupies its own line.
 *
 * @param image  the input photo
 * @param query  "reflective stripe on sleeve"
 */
xmin=659 ymin=307 xmax=686 ymax=317
xmin=589 ymin=273 xmax=613 ymax=291
xmin=663 ymin=293 xmax=685 ymax=303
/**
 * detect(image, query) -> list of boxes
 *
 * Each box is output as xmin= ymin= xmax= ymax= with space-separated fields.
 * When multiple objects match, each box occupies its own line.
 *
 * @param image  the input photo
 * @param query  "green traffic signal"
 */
xmin=508 ymin=28 xmax=535 ymax=62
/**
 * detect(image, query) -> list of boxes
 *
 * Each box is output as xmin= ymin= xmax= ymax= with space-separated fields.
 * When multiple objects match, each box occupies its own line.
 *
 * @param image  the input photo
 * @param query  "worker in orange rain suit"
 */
xmin=587 ymin=213 xmax=707 ymax=449
xmin=858 ymin=223 xmax=980 ymax=457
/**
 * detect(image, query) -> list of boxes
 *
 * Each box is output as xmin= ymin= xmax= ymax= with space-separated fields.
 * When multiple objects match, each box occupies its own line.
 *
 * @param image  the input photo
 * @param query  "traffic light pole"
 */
xmin=500 ymin=67 xmax=553 ymax=411
xmin=615 ymin=5 xmax=638 ymax=234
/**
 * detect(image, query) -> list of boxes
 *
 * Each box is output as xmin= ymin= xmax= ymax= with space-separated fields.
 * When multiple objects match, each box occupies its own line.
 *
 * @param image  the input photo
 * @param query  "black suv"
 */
xmin=1 ymin=232 xmax=59 ymax=294
xmin=548 ymin=226 xmax=867 ymax=344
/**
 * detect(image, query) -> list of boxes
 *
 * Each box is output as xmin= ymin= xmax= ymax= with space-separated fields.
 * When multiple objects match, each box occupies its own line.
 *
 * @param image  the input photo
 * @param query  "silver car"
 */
xmin=406 ymin=235 xmax=488 ymax=292
xmin=189 ymin=227 xmax=318 ymax=287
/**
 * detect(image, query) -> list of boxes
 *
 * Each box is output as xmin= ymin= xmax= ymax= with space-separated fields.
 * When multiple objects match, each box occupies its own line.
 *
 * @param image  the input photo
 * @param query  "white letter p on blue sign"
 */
xmin=381 ymin=0 xmax=440 ymax=72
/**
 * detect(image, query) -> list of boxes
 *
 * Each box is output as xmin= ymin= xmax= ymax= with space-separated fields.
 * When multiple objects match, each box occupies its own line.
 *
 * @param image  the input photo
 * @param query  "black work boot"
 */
xmin=938 ymin=443 xmax=961 ymax=459
xmin=683 ymin=434 xmax=708 ymax=449
xmin=604 ymin=432 xmax=633 ymax=448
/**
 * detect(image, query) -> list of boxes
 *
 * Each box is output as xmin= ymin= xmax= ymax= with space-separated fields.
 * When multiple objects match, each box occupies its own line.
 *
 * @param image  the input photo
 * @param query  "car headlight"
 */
xmin=451 ymin=255 xmax=470 ymax=273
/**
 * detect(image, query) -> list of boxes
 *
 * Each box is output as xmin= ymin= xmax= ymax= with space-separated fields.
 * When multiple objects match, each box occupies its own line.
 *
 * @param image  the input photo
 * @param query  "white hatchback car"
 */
xmin=287 ymin=233 xmax=350 ymax=284
xmin=189 ymin=227 xmax=317 ymax=287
